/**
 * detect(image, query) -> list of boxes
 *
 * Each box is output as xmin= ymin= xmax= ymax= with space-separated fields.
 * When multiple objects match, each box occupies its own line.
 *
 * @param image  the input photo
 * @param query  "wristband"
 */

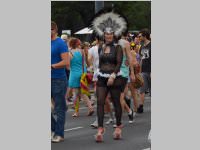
xmin=110 ymin=73 xmax=116 ymax=79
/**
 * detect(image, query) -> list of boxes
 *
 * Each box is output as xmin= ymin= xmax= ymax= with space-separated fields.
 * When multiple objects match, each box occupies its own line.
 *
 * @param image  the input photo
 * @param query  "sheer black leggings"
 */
xmin=96 ymin=77 xmax=123 ymax=127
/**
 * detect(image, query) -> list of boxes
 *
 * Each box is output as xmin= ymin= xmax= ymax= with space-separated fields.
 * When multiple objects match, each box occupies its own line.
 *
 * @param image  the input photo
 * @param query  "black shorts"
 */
xmin=97 ymin=76 xmax=128 ymax=92
xmin=120 ymin=77 xmax=128 ymax=92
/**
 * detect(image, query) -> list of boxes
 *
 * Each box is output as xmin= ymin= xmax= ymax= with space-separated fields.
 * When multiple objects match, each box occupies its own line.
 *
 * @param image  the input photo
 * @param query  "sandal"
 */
xmin=87 ymin=106 xmax=94 ymax=116
xmin=72 ymin=112 xmax=79 ymax=117
xmin=87 ymin=109 xmax=94 ymax=116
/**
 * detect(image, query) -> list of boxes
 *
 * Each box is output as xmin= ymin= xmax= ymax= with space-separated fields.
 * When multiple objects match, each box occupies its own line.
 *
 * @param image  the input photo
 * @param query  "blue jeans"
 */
xmin=51 ymin=78 xmax=67 ymax=138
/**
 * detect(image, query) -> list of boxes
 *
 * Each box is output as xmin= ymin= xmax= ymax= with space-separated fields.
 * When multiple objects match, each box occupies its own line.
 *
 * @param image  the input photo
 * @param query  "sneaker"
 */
xmin=148 ymin=130 xmax=151 ymax=143
xmin=67 ymin=101 xmax=73 ymax=105
xmin=67 ymin=97 xmax=73 ymax=102
xmin=128 ymin=109 xmax=134 ymax=124
xmin=137 ymin=105 xmax=144 ymax=113
xmin=90 ymin=120 xmax=98 ymax=128
xmin=105 ymin=118 xmax=113 ymax=125
xmin=125 ymin=97 xmax=131 ymax=108
xmin=51 ymin=131 xmax=55 ymax=140
xmin=133 ymin=111 xmax=136 ymax=117
xmin=113 ymin=124 xmax=117 ymax=128
xmin=51 ymin=136 xmax=64 ymax=143
xmin=112 ymin=119 xmax=117 ymax=128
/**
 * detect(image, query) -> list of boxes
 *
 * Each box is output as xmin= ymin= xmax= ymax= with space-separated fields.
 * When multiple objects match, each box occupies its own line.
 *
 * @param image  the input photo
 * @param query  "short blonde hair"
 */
xmin=81 ymin=42 xmax=90 ymax=49
xmin=61 ymin=34 xmax=68 ymax=40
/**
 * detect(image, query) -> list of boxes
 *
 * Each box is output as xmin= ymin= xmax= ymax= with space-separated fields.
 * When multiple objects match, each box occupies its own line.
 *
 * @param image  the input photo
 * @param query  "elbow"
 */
xmin=66 ymin=60 xmax=70 ymax=69
xmin=66 ymin=64 xmax=70 ymax=70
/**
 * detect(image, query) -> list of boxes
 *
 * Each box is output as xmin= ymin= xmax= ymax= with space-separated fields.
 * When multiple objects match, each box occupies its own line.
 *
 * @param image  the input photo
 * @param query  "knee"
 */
xmin=97 ymin=98 xmax=105 ymax=106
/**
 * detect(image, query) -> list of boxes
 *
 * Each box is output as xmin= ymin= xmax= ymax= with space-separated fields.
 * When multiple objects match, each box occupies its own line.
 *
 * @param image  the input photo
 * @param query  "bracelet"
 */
xmin=110 ymin=73 xmax=116 ymax=79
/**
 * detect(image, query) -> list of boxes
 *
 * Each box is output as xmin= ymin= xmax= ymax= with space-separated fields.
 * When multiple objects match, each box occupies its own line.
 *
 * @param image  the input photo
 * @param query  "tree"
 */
xmin=51 ymin=1 xmax=151 ymax=36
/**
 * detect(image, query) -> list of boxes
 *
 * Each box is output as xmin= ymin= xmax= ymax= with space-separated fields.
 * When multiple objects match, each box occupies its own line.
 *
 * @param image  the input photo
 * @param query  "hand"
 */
xmin=51 ymin=64 xmax=56 ymax=70
xmin=84 ymin=48 xmax=88 ymax=56
xmin=107 ymin=77 xmax=114 ymax=86
xmin=125 ymin=60 xmax=129 ymax=66
xmin=130 ymin=72 xmax=135 ymax=83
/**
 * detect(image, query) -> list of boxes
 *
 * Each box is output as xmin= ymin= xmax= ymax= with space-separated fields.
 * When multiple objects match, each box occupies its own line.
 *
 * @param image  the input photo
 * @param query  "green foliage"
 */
xmin=51 ymin=1 xmax=151 ymax=35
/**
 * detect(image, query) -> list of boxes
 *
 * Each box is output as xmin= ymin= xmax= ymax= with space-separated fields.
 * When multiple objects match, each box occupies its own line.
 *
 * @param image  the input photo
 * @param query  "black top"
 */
xmin=140 ymin=42 xmax=151 ymax=73
xmin=98 ymin=42 xmax=123 ymax=74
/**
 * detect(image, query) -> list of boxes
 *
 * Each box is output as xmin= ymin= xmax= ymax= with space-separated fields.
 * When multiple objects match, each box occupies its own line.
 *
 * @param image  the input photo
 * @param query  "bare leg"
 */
xmin=140 ymin=92 xmax=145 ymax=105
xmin=121 ymin=84 xmax=132 ymax=113
xmin=81 ymin=93 xmax=94 ymax=116
xmin=128 ymin=83 xmax=139 ymax=112
xmin=72 ymin=88 xmax=80 ymax=117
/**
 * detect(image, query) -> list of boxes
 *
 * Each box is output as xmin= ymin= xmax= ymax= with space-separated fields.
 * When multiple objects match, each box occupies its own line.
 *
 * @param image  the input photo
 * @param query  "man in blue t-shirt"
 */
xmin=51 ymin=21 xmax=69 ymax=143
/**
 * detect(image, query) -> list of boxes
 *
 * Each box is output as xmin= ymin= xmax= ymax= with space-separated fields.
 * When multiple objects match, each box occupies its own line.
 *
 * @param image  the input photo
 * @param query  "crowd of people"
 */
xmin=51 ymin=10 xmax=151 ymax=143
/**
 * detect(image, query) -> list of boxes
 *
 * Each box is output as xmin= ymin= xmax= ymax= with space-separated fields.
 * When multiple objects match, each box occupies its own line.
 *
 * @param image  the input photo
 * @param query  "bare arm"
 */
xmin=125 ymin=42 xmax=135 ymax=82
xmin=85 ymin=50 xmax=91 ymax=67
xmin=125 ymin=42 xmax=134 ymax=74
xmin=52 ymin=52 xmax=69 ymax=69
xmin=113 ymin=45 xmax=123 ymax=74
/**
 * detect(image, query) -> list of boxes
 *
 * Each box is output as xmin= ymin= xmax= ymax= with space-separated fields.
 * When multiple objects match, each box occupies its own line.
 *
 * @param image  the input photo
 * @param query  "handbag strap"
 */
xmin=81 ymin=50 xmax=84 ymax=73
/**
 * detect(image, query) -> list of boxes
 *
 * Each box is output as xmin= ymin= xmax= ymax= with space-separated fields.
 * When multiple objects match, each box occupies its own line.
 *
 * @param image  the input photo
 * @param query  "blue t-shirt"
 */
xmin=51 ymin=37 xmax=69 ymax=79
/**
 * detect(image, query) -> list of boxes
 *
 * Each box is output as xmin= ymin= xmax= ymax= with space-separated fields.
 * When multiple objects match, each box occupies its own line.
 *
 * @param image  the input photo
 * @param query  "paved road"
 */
xmin=52 ymin=95 xmax=151 ymax=150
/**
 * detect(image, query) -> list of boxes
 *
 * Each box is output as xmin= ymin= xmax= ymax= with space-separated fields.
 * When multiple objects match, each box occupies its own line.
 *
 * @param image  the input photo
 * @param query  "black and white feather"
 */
xmin=91 ymin=11 xmax=127 ymax=37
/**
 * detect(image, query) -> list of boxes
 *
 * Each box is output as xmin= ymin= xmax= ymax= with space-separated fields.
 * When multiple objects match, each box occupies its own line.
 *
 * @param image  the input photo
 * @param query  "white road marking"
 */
xmin=143 ymin=148 xmax=150 ymax=150
xmin=64 ymin=126 xmax=84 ymax=132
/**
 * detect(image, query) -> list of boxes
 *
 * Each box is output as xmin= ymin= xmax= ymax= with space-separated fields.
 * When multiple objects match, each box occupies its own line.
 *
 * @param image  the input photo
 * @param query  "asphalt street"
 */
xmin=52 ymin=94 xmax=151 ymax=150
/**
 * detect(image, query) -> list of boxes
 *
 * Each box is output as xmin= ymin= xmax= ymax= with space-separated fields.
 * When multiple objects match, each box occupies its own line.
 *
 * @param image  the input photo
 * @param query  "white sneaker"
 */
xmin=90 ymin=120 xmax=98 ymax=128
xmin=133 ymin=112 xmax=136 ymax=117
xmin=51 ymin=131 xmax=55 ymax=140
xmin=105 ymin=118 xmax=113 ymax=125
xmin=113 ymin=124 xmax=117 ymax=128
xmin=128 ymin=120 xmax=135 ymax=124
xmin=148 ymin=130 xmax=151 ymax=143
xmin=51 ymin=136 xmax=64 ymax=143
xmin=128 ymin=110 xmax=136 ymax=124
xmin=111 ymin=119 xmax=117 ymax=128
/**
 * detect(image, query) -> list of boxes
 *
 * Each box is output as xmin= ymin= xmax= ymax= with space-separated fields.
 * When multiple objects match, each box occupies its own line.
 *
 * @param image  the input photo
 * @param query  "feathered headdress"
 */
xmin=91 ymin=11 xmax=128 ymax=37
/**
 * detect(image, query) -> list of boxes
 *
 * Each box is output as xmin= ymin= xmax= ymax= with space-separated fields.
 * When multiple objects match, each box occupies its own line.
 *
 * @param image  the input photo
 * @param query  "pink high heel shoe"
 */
xmin=113 ymin=125 xmax=123 ymax=140
xmin=95 ymin=127 xmax=105 ymax=142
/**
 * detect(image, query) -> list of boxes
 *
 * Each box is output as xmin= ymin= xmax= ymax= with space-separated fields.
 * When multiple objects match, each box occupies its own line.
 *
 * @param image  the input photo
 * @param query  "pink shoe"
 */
xmin=113 ymin=125 xmax=123 ymax=140
xmin=95 ymin=127 xmax=105 ymax=142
